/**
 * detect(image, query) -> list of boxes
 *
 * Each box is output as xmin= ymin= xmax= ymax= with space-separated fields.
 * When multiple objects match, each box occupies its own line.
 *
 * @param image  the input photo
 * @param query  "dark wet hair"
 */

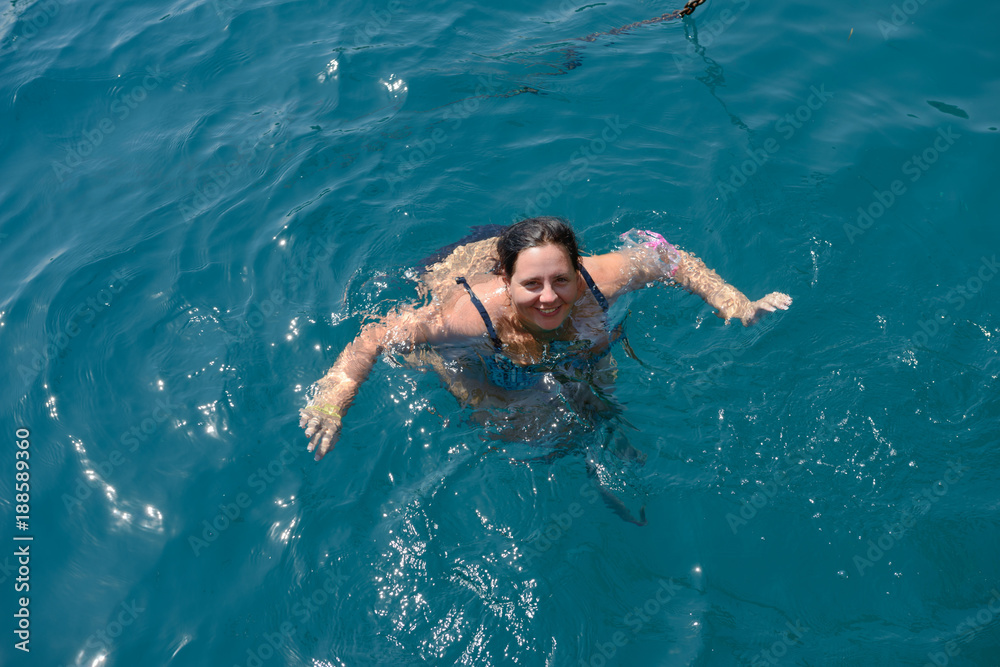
xmin=496 ymin=216 xmax=581 ymax=278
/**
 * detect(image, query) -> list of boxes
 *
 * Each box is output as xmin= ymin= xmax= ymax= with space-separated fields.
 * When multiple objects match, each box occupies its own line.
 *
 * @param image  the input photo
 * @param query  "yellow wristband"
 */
xmin=313 ymin=405 xmax=341 ymax=419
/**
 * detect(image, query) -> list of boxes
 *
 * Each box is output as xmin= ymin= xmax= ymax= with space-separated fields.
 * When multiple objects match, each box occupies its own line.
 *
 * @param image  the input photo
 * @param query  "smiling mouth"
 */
xmin=536 ymin=306 xmax=560 ymax=315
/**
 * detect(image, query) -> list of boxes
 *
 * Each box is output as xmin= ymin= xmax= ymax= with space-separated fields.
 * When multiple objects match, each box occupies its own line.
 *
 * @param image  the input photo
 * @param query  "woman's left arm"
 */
xmin=590 ymin=238 xmax=791 ymax=326
xmin=670 ymin=249 xmax=791 ymax=326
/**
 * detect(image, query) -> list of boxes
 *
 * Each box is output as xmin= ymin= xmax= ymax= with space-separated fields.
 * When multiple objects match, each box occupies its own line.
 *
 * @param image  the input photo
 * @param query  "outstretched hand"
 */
xmin=737 ymin=292 xmax=792 ymax=326
xmin=299 ymin=405 xmax=343 ymax=461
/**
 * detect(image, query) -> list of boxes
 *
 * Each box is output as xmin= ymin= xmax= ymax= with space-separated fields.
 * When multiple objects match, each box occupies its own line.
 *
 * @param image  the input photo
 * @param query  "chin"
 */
xmin=532 ymin=307 xmax=568 ymax=330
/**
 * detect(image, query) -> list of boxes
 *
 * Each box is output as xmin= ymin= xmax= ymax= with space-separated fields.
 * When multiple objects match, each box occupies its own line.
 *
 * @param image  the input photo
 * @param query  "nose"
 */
xmin=540 ymin=282 xmax=558 ymax=303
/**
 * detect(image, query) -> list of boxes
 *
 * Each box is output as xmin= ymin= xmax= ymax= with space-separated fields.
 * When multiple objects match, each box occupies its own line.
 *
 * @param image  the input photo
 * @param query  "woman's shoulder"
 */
xmin=580 ymin=251 xmax=632 ymax=297
xmin=432 ymin=274 xmax=504 ymax=341
xmin=581 ymin=250 xmax=628 ymax=273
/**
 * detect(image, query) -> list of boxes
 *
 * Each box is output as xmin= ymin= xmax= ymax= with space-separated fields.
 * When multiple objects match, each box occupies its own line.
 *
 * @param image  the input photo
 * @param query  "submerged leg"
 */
xmin=605 ymin=427 xmax=647 ymax=466
xmin=586 ymin=457 xmax=647 ymax=526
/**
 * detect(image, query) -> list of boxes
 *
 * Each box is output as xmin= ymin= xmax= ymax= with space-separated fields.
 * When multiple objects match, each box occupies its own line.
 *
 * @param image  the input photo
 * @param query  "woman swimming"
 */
xmin=300 ymin=216 xmax=792 ymax=461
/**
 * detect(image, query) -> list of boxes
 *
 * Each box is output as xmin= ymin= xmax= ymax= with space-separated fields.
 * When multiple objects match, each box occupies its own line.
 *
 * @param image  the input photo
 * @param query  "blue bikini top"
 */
xmin=455 ymin=265 xmax=625 ymax=390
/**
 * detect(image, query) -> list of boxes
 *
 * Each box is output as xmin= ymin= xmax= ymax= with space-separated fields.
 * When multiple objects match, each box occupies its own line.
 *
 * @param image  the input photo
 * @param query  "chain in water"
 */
xmin=523 ymin=0 xmax=712 ymax=84
xmin=578 ymin=0 xmax=711 ymax=42
xmin=418 ymin=0 xmax=713 ymax=109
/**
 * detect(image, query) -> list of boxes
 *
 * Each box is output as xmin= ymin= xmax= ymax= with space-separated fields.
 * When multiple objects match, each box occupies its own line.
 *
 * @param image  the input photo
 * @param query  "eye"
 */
xmin=555 ymin=277 xmax=569 ymax=284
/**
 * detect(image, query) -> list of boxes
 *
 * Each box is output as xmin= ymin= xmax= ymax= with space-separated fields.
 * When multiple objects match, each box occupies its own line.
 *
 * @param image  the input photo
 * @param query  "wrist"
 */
xmin=307 ymin=403 xmax=343 ymax=424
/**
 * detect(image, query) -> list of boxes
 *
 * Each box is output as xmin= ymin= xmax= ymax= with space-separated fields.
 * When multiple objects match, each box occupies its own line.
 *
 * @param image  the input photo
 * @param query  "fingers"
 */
xmin=309 ymin=429 xmax=324 ymax=457
xmin=300 ymin=407 xmax=341 ymax=460
xmin=300 ymin=407 xmax=318 ymax=431
xmin=307 ymin=424 xmax=329 ymax=457
xmin=312 ymin=428 xmax=338 ymax=461
xmin=740 ymin=292 xmax=792 ymax=326
xmin=765 ymin=292 xmax=793 ymax=310
xmin=316 ymin=434 xmax=331 ymax=460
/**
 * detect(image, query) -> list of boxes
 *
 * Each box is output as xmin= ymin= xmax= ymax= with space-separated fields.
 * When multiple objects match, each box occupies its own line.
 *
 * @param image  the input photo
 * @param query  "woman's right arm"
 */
xmin=300 ymin=285 xmax=490 ymax=460
xmin=300 ymin=308 xmax=430 ymax=460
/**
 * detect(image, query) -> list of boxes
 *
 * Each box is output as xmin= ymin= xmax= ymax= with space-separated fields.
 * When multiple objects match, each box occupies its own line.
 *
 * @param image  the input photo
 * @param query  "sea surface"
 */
xmin=2 ymin=0 xmax=999 ymax=665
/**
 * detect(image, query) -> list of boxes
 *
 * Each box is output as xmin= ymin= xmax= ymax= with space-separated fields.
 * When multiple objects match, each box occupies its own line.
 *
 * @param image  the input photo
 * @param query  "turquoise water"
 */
xmin=2 ymin=0 xmax=999 ymax=664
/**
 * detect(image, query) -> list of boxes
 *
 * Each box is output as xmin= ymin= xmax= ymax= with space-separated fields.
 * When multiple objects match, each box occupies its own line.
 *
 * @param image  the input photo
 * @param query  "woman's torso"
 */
xmin=418 ymin=240 xmax=623 ymax=391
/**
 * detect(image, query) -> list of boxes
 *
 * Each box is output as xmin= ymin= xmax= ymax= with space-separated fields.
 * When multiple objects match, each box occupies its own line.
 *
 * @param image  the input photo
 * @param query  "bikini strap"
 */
xmin=578 ymin=264 xmax=609 ymax=313
xmin=456 ymin=277 xmax=503 ymax=352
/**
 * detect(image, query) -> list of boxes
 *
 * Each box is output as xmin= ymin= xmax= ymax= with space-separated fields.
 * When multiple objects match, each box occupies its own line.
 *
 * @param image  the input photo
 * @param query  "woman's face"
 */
xmin=505 ymin=243 xmax=582 ymax=334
